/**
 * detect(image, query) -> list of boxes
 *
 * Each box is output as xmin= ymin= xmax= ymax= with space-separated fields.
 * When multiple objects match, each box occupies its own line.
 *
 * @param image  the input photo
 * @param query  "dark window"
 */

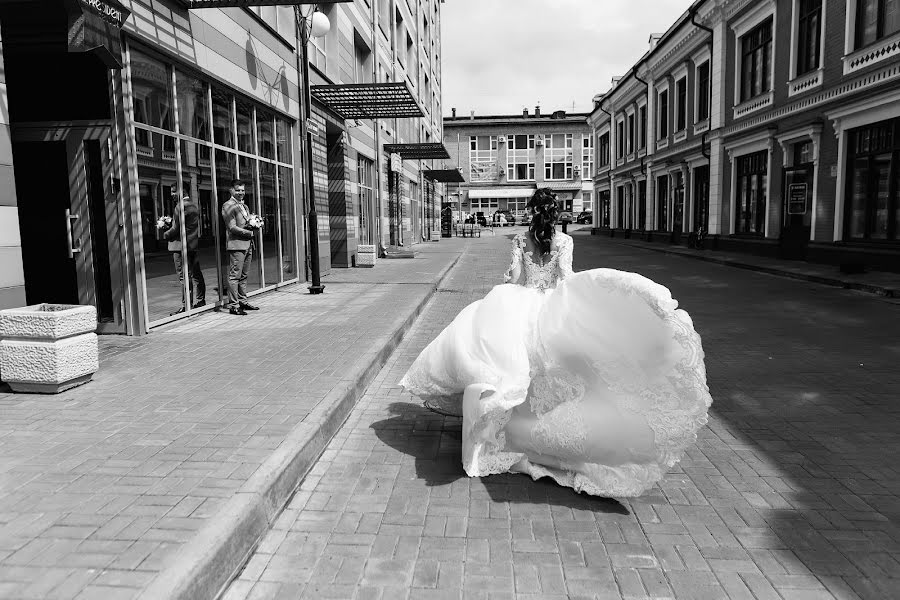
xmin=735 ymin=150 xmax=769 ymax=234
xmin=696 ymin=62 xmax=710 ymax=121
xmin=637 ymin=180 xmax=647 ymax=230
xmin=617 ymin=121 xmax=625 ymax=158
xmin=658 ymin=90 xmax=669 ymax=138
xmin=798 ymin=0 xmax=822 ymax=75
xmin=599 ymin=133 xmax=610 ymax=167
xmin=628 ymin=113 xmax=635 ymax=154
xmin=856 ymin=0 xmax=900 ymax=49
xmin=676 ymin=78 xmax=687 ymax=131
xmin=639 ymin=105 xmax=647 ymax=148
xmin=740 ymin=18 xmax=773 ymax=102
xmin=656 ymin=174 xmax=669 ymax=230
xmin=845 ymin=117 xmax=900 ymax=240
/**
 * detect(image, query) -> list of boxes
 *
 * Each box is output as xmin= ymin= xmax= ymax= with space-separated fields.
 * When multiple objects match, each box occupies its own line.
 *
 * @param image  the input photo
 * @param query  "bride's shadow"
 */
xmin=370 ymin=401 xmax=629 ymax=514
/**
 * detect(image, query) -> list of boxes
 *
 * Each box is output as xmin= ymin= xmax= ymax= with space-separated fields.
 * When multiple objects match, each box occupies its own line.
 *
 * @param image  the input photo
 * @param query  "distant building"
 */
xmin=590 ymin=0 xmax=900 ymax=271
xmin=444 ymin=108 xmax=594 ymax=223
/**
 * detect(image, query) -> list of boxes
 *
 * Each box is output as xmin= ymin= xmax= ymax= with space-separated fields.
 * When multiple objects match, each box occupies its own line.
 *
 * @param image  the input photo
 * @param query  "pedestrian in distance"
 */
xmin=400 ymin=187 xmax=712 ymax=497
xmin=165 ymin=188 xmax=206 ymax=315
xmin=221 ymin=178 xmax=260 ymax=316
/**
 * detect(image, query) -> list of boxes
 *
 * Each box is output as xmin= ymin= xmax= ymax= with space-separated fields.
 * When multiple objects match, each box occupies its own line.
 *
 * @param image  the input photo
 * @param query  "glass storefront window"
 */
xmin=176 ymin=71 xmax=210 ymax=141
xmin=278 ymin=166 xmax=297 ymax=281
xmin=238 ymin=154 xmax=263 ymax=292
xmin=259 ymin=161 xmax=279 ymax=285
xmin=212 ymin=86 xmax=235 ymax=148
xmin=180 ymin=140 xmax=218 ymax=309
xmin=237 ymin=99 xmax=255 ymax=154
xmin=257 ymin=110 xmax=275 ymax=160
xmin=846 ymin=119 xmax=900 ymax=241
xmin=137 ymin=131 xmax=187 ymax=322
xmin=276 ymin=118 xmax=292 ymax=163
xmin=130 ymin=49 xmax=174 ymax=131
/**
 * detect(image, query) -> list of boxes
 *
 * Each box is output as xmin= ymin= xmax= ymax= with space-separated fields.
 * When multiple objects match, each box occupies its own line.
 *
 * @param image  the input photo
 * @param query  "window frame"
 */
xmin=731 ymin=0 xmax=778 ymax=108
xmin=544 ymin=133 xmax=574 ymax=181
xmin=657 ymin=86 xmax=670 ymax=140
xmin=506 ymin=133 xmax=536 ymax=182
xmin=854 ymin=0 xmax=900 ymax=50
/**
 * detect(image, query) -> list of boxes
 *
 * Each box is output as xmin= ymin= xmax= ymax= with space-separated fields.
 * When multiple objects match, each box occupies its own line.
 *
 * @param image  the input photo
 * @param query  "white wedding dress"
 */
xmin=399 ymin=231 xmax=712 ymax=497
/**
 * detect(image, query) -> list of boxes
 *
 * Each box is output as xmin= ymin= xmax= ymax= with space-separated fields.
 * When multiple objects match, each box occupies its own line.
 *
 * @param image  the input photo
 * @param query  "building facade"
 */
xmin=444 ymin=109 xmax=594 ymax=223
xmin=307 ymin=0 xmax=446 ymax=268
xmin=590 ymin=0 xmax=900 ymax=272
xmin=0 ymin=0 xmax=445 ymax=337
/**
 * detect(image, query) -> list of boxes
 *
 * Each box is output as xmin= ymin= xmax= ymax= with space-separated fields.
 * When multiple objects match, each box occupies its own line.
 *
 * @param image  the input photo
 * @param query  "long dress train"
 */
xmin=399 ymin=231 xmax=712 ymax=497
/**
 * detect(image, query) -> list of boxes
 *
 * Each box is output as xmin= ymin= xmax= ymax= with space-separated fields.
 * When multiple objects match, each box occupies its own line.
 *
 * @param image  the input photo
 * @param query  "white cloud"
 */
xmin=440 ymin=0 xmax=695 ymax=116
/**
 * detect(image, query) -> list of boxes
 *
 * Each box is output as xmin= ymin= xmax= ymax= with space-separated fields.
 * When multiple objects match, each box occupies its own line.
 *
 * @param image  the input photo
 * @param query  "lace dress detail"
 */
xmin=399 ymin=230 xmax=712 ymax=498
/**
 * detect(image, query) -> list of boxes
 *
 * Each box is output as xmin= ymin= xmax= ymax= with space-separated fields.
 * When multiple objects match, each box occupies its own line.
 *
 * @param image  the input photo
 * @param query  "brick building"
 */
xmin=590 ymin=0 xmax=900 ymax=271
xmin=444 ymin=108 xmax=594 ymax=223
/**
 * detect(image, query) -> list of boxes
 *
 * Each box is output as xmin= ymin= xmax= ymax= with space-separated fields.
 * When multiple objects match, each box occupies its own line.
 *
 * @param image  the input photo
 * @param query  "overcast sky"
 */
xmin=440 ymin=0 xmax=695 ymax=117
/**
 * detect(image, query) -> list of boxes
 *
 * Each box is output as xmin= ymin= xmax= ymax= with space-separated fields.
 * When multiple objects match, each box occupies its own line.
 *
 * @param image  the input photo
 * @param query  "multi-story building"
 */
xmin=590 ymin=0 xmax=900 ymax=272
xmin=445 ymin=108 xmax=594 ymax=223
xmin=0 ymin=0 xmax=445 ymax=337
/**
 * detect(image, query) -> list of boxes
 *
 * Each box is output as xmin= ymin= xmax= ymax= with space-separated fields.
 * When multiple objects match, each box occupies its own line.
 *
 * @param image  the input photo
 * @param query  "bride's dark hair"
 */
xmin=527 ymin=188 xmax=560 ymax=254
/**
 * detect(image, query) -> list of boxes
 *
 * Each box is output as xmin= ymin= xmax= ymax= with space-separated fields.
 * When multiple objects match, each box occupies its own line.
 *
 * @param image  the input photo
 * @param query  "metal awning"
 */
xmin=310 ymin=82 xmax=423 ymax=119
xmin=383 ymin=143 xmax=450 ymax=160
xmin=468 ymin=187 xmax=536 ymax=199
xmin=183 ymin=0 xmax=351 ymax=8
xmin=423 ymin=169 xmax=465 ymax=183
xmin=547 ymin=181 xmax=585 ymax=191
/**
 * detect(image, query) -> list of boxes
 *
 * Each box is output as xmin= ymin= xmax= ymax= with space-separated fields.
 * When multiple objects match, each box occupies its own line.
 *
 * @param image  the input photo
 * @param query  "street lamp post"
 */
xmin=296 ymin=5 xmax=329 ymax=294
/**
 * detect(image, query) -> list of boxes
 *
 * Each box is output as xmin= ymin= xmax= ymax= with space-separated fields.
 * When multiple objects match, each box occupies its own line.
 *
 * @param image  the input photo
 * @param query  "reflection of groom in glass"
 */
xmin=165 ymin=189 xmax=206 ymax=314
xmin=221 ymin=179 xmax=260 ymax=315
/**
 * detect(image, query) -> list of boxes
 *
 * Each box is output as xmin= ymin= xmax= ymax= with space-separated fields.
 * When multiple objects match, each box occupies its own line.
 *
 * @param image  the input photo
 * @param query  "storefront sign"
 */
xmin=66 ymin=0 xmax=131 ymax=69
xmin=788 ymin=183 xmax=808 ymax=215
xmin=390 ymin=153 xmax=402 ymax=174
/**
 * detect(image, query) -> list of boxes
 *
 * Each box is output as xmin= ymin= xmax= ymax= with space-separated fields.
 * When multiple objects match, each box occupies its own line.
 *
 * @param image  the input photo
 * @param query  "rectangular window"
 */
xmin=616 ymin=121 xmax=624 ymax=158
xmin=582 ymin=135 xmax=594 ymax=177
xmin=735 ymin=150 xmax=769 ymax=234
xmin=627 ymin=113 xmax=635 ymax=154
xmin=740 ymin=18 xmax=773 ymax=102
xmin=379 ymin=0 xmax=391 ymax=37
xmin=545 ymin=133 xmax=574 ymax=180
xmin=656 ymin=175 xmax=669 ymax=230
xmin=696 ymin=62 xmax=710 ymax=121
xmin=354 ymin=39 xmax=372 ymax=84
xmin=507 ymin=134 xmax=536 ymax=181
xmin=675 ymin=77 xmax=687 ymax=132
xmin=797 ymin=0 xmax=822 ymax=75
xmin=845 ymin=118 xmax=899 ymax=240
xmin=856 ymin=0 xmax=900 ymax=49
xmin=469 ymin=135 xmax=498 ymax=182
xmin=639 ymin=105 xmax=647 ymax=149
xmin=599 ymin=132 xmax=610 ymax=167
xmin=658 ymin=90 xmax=669 ymax=139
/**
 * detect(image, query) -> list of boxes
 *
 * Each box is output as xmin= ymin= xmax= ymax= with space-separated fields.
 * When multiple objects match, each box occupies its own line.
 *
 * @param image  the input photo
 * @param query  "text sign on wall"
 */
xmin=788 ymin=183 xmax=808 ymax=215
xmin=80 ymin=0 xmax=128 ymax=27
xmin=67 ymin=0 xmax=131 ymax=69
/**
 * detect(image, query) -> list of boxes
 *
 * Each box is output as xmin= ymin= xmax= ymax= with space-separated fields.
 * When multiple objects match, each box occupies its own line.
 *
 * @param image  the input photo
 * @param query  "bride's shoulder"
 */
xmin=554 ymin=231 xmax=573 ymax=244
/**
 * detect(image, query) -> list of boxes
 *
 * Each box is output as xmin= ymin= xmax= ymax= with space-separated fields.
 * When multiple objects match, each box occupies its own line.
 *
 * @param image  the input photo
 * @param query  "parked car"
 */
xmin=475 ymin=211 xmax=487 ymax=226
xmin=576 ymin=211 xmax=593 ymax=224
xmin=559 ymin=211 xmax=574 ymax=224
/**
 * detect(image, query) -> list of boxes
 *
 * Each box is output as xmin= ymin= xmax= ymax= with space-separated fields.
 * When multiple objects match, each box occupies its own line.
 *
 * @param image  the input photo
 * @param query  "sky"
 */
xmin=440 ymin=0 xmax=695 ymax=117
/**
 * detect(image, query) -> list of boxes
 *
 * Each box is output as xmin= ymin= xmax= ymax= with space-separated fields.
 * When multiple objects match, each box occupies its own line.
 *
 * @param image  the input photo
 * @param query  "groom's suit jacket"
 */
xmin=221 ymin=198 xmax=254 ymax=251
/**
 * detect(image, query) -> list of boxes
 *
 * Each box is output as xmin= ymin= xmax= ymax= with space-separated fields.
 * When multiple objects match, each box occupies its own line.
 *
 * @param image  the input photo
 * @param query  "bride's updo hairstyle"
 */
xmin=527 ymin=187 xmax=560 ymax=254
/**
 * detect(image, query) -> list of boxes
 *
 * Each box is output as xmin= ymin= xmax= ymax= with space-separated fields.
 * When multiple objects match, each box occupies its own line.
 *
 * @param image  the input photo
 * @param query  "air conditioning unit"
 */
xmin=535 ymin=135 xmax=544 ymax=146
xmin=498 ymin=135 xmax=507 ymax=143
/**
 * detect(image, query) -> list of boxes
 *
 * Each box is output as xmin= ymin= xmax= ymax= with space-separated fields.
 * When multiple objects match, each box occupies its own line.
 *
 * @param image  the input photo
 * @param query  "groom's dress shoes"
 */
xmin=229 ymin=307 xmax=247 ymax=316
xmin=239 ymin=302 xmax=260 ymax=311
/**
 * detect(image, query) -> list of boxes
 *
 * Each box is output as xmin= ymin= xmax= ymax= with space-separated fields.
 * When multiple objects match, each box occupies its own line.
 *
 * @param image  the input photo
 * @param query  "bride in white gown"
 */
xmin=400 ymin=189 xmax=712 ymax=497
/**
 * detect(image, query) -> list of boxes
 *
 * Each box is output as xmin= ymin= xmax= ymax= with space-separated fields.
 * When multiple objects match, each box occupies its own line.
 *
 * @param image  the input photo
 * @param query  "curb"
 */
xmin=137 ymin=252 xmax=464 ymax=600
xmin=618 ymin=241 xmax=897 ymax=298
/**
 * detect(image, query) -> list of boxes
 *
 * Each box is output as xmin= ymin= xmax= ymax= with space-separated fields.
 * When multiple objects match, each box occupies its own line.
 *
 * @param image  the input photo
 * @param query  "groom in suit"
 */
xmin=221 ymin=178 xmax=260 ymax=315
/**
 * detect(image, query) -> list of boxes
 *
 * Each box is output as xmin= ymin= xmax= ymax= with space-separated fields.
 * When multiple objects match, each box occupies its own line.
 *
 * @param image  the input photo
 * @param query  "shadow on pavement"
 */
xmin=371 ymin=401 xmax=628 ymax=515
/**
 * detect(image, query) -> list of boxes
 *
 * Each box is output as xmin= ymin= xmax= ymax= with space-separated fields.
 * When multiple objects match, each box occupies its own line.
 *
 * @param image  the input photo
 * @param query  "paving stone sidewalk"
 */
xmin=0 ymin=237 xmax=474 ymax=600
xmin=225 ymin=229 xmax=900 ymax=600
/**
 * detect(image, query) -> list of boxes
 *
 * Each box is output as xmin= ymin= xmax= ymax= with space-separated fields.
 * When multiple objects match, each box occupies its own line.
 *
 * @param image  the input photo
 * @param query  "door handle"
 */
xmin=65 ymin=209 xmax=81 ymax=258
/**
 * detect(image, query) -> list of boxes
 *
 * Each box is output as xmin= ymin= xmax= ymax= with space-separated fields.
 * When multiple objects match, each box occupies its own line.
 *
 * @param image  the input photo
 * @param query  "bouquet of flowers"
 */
xmin=156 ymin=215 xmax=172 ymax=229
xmin=247 ymin=213 xmax=265 ymax=230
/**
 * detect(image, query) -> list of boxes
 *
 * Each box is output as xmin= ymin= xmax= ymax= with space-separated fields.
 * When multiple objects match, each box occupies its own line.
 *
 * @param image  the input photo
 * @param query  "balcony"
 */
xmin=733 ymin=90 xmax=774 ymax=120
xmin=787 ymin=67 xmax=824 ymax=97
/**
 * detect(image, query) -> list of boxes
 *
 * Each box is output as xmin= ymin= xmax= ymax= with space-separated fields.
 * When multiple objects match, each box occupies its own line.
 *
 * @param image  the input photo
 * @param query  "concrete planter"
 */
xmin=429 ymin=231 xmax=441 ymax=242
xmin=0 ymin=304 xmax=98 ymax=393
xmin=357 ymin=244 xmax=377 ymax=268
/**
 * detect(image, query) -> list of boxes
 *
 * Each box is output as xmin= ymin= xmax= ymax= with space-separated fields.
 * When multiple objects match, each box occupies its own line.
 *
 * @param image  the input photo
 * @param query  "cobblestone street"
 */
xmin=225 ymin=227 xmax=900 ymax=600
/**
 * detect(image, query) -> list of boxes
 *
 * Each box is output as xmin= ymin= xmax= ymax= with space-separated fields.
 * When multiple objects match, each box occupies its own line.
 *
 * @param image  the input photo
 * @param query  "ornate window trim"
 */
xmin=731 ymin=0 xmax=778 ymax=115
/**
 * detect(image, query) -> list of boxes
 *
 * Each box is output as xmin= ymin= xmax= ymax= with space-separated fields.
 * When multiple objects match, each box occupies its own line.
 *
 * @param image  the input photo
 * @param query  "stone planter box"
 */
xmin=357 ymin=244 xmax=377 ymax=268
xmin=0 ymin=304 xmax=98 ymax=393
xmin=429 ymin=231 xmax=441 ymax=242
